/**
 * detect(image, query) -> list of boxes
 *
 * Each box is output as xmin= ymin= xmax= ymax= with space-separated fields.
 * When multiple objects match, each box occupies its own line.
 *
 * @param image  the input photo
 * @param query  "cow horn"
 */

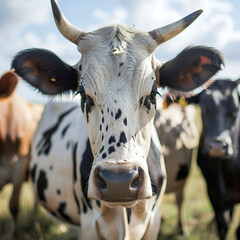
xmin=149 ymin=10 xmax=203 ymax=44
xmin=50 ymin=0 xmax=87 ymax=45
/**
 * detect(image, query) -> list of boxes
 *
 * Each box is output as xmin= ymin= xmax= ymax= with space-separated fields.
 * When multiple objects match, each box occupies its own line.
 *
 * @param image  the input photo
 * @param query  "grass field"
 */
xmin=0 ymin=159 xmax=239 ymax=240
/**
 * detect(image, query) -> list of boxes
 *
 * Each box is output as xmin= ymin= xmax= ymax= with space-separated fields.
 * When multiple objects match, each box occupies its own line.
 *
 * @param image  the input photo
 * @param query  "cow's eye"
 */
xmin=77 ymin=86 xmax=94 ymax=111
xmin=143 ymin=90 xmax=157 ymax=109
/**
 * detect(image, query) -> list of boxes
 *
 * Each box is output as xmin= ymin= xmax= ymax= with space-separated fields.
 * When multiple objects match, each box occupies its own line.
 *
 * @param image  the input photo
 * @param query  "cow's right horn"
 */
xmin=50 ymin=0 xmax=87 ymax=45
xmin=149 ymin=10 xmax=203 ymax=45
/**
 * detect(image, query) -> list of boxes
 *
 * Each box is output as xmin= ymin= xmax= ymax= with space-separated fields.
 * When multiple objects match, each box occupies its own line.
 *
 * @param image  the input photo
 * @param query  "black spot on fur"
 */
xmin=109 ymin=136 xmax=116 ymax=145
xmin=79 ymin=65 xmax=82 ymax=71
xmin=100 ymin=124 xmax=102 ymax=131
xmin=61 ymin=124 xmax=71 ymax=138
xmin=85 ymin=96 xmax=94 ymax=123
xmin=102 ymin=134 xmax=104 ymax=141
xmin=120 ymin=62 xmax=124 ymax=67
xmin=57 ymin=189 xmax=61 ymax=195
xmin=82 ymin=199 xmax=88 ymax=214
xmin=106 ymin=125 xmax=108 ymax=131
xmin=72 ymin=143 xmax=78 ymax=182
xmin=73 ymin=190 xmax=81 ymax=215
xmin=114 ymin=100 xmax=117 ymax=104
xmin=31 ymin=164 xmax=37 ymax=183
xmin=119 ymin=132 xmax=127 ymax=144
xmin=126 ymin=208 xmax=131 ymax=224
xmin=176 ymin=165 xmax=190 ymax=180
xmin=99 ymin=146 xmax=104 ymax=154
xmin=111 ymin=112 xmax=114 ymax=117
xmin=124 ymin=118 xmax=127 ymax=126
xmin=102 ymin=153 xmax=107 ymax=159
xmin=115 ymin=109 xmax=122 ymax=120
xmin=66 ymin=141 xmax=71 ymax=149
xmin=72 ymin=143 xmax=81 ymax=214
xmin=80 ymin=139 xmax=93 ymax=210
xmin=102 ymin=117 xmax=104 ymax=123
xmin=37 ymin=170 xmax=48 ymax=203
xmin=57 ymin=202 xmax=72 ymax=222
xmin=96 ymin=200 xmax=101 ymax=208
xmin=37 ymin=107 xmax=77 ymax=156
xmin=108 ymin=146 xmax=115 ymax=154
xmin=118 ymin=72 xmax=121 ymax=77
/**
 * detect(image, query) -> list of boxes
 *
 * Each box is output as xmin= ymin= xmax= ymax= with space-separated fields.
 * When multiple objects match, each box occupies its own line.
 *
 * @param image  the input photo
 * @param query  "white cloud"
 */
xmin=0 ymin=0 xmax=49 ymax=37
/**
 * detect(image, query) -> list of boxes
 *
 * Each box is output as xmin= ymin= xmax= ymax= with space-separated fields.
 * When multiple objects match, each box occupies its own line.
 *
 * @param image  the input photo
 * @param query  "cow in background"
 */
xmin=10 ymin=0 xmax=224 ymax=238
xmin=187 ymin=79 xmax=240 ymax=240
xmin=0 ymin=71 xmax=43 ymax=237
xmin=155 ymin=98 xmax=200 ymax=234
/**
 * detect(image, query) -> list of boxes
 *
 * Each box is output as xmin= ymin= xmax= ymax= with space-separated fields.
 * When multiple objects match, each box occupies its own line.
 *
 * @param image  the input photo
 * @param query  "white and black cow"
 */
xmin=0 ymin=71 xmax=43 ymax=237
xmin=11 ymin=0 xmax=224 ymax=239
xmin=155 ymin=99 xmax=200 ymax=235
xmin=187 ymin=79 xmax=240 ymax=240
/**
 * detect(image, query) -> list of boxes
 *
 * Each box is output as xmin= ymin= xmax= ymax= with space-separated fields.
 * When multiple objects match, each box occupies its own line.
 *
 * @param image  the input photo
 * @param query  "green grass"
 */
xmin=0 ymin=160 xmax=239 ymax=240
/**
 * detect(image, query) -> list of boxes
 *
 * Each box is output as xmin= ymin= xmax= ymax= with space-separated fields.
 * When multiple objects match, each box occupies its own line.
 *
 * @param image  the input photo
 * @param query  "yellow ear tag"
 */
xmin=162 ymin=99 xmax=168 ymax=109
xmin=50 ymin=77 xmax=56 ymax=82
xmin=178 ymin=98 xmax=187 ymax=107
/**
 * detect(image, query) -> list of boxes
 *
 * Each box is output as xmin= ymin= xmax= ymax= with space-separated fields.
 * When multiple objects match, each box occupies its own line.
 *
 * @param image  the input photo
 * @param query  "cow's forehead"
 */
xmin=202 ymin=81 xmax=238 ymax=108
xmin=78 ymin=24 xmax=152 ymax=54
xmin=77 ymin=25 xmax=157 ymax=102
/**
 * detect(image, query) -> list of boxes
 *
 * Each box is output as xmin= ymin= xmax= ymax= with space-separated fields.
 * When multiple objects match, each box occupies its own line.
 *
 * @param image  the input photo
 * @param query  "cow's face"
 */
xmin=12 ymin=0 xmax=224 ymax=206
xmin=197 ymin=80 xmax=240 ymax=158
xmin=77 ymin=27 xmax=158 ymax=203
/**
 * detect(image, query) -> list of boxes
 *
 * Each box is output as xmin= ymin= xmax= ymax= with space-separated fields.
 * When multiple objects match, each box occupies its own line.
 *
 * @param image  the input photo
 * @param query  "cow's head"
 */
xmin=11 ymin=0 xmax=224 ymax=206
xmin=188 ymin=79 xmax=240 ymax=158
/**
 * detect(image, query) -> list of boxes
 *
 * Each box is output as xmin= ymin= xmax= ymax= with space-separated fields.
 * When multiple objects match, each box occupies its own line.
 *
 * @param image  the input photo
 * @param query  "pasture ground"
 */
xmin=0 ymin=159 xmax=239 ymax=240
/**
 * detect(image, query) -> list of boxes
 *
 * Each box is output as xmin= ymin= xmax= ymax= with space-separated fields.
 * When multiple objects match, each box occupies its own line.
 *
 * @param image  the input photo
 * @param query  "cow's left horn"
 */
xmin=50 ymin=0 xmax=87 ymax=45
xmin=149 ymin=10 xmax=203 ymax=44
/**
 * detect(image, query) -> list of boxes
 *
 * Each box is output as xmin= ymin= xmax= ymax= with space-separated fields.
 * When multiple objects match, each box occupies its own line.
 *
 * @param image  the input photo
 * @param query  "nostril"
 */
xmin=95 ymin=167 xmax=107 ymax=191
xmin=130 ymin=168 xmax=143 ymax=190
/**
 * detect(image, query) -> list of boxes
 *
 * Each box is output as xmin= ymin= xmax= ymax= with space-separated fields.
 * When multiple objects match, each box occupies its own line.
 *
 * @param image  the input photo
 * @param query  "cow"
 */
xmin=10 ymin=0 xmax=224 ymax=239
xmin=187 ymin=79 xmax=240 ymax=240
xmin=0 ymin=71 xmax=43 ymax=237
xmin=155 ymin=99 xmax=200 ymax=234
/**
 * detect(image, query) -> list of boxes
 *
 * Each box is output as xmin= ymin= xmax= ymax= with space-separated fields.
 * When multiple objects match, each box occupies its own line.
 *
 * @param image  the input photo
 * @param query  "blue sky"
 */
xmin=1 ymin=0 xmax=240 ymax=102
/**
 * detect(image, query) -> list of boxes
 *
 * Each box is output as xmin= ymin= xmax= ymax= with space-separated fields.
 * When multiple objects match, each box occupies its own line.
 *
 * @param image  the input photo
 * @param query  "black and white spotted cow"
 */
xmin=11 ymin=0 xmax=224 ymax=239
xmin=155 ymin=100 xmax=200 ymax=234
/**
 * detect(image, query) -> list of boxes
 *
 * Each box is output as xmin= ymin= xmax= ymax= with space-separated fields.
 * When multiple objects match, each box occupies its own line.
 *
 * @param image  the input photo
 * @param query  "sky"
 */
xmin=1 ymin=0 xmax=240 ymax=103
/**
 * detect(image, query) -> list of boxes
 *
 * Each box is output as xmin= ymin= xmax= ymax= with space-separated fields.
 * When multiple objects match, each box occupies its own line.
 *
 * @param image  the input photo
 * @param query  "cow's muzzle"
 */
xmin=88 ymin=163 xmax=152 ymax=202
xmin=206 ymin=139 xmax=229 ymax=158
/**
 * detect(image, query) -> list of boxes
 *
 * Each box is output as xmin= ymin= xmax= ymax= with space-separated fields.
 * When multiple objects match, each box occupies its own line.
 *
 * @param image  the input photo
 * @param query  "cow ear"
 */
xmin=0 ymin=71 xmax=19 ymax=100
xmin=157 ymin=46 xmax=224 ymax=98
xmin=11 ymin=48 xmax=79 ymax=95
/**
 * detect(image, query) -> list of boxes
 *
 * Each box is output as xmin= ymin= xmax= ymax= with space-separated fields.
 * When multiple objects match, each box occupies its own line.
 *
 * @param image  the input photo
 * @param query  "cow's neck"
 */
xmin=96 ymin=200 xmax=155 ymax=240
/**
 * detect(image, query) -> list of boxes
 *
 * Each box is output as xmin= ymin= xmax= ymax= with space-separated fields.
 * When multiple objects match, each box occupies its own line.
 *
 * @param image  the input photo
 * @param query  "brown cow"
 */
xmin=0 ymin=71 xmax=43 ymax=237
